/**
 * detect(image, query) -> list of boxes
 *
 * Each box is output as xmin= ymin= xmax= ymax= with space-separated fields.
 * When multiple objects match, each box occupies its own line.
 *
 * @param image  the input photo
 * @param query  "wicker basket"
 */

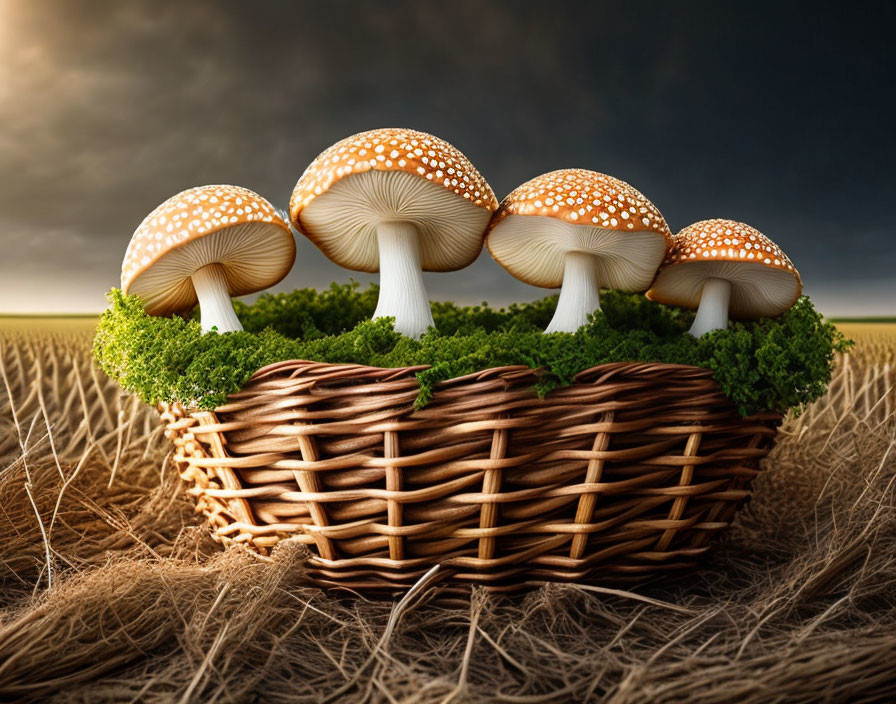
xmin=161 ymin=360 xmax=779 ymax=592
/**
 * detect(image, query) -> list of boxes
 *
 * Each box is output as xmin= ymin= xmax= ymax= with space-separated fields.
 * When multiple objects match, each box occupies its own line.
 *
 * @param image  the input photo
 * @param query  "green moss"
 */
xmin=93 ymin=282 xmax=851 ymax=415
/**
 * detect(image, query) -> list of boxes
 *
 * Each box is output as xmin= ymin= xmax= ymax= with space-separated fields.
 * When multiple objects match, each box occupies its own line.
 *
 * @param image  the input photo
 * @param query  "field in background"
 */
xmin=0 ymin=320 xmax=894 ymax=702
xmin=4 ymin=315 xmax=893 ymax=337
xmin=837 ymin=322 xmax=896 ymax=341
xmin=0 ymin=316 xmax=98 ymax=333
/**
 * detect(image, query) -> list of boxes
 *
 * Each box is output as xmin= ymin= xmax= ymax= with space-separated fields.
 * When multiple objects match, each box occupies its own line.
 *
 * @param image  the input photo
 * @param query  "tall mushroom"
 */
xmin=121 ymin=185 xmax=295 ymax=333
xmin=646 ymin=219 xmax=802 ymax=337
xmin=289 ymin=128 xmax=498 ymax=338
xmin=486 ymin=169 xmax=671 ymax=333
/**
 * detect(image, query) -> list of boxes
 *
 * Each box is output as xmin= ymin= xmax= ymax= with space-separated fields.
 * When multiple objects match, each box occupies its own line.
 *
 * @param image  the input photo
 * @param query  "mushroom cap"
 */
xmin=121 ymin=185 xmax=295 ymax=316
xmin=289 ymin=128 xmax=498 ymax=273
xmin=646 ymin=219 xmax=803 ymax=318
xmin=486 ymin=169 xmax=672 ymax=289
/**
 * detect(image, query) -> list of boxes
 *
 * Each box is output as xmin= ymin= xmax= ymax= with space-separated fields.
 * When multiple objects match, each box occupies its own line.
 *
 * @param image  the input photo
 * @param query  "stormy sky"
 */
xmin=1 ymin=0 xmax=893 ymax=316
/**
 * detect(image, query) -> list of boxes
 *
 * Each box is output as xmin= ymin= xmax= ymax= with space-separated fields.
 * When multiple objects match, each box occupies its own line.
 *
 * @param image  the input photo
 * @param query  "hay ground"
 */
xmin=0 ymin=321 xmax=894 ymax=703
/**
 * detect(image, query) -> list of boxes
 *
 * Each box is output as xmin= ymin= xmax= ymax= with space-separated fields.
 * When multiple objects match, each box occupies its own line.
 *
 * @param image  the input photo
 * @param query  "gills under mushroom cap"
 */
xmin=647 ymin=219 xmax=802 ymax=319
xmin=122 ymin=185 xmax=294 ymax=316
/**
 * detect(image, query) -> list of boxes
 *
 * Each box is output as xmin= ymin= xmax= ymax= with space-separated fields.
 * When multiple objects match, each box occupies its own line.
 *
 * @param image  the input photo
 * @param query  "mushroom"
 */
xmin=289 ymin=128 xmax=498 ymax=338
xmin=646 ymin=219 xmax=802 ymax=337
xmin=486 ymin=169 xmax=671 ymax=333
xmin=121 ymin=185 xmax=295 ymax=333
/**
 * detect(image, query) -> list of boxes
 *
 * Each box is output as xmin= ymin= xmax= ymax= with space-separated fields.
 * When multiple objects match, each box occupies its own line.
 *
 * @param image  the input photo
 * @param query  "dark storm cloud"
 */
xmin=1 ymin=0 xmax=893 ymax=314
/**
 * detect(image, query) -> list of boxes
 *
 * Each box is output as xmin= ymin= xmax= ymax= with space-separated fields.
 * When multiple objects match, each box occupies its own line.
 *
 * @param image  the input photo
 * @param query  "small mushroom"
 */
xmin=290 ymin=128 xmax=498 ymax=338
xmin=121 ymin=185 xmax=295 ymax=333
xmin=646 ymin=219 xmax=802 ymax=337
xmin=486 ymin=169 xmax=671 ymax=333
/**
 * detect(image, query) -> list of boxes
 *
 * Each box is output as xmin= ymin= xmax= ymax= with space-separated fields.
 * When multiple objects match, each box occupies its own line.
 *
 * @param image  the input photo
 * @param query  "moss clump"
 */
xmin=94 ymin=282 xmax=851 ymax=415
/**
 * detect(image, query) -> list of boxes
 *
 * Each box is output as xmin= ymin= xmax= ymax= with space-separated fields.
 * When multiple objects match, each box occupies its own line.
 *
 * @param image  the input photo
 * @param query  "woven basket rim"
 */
xmin=243 ymin=359 xmax=729 ymax=392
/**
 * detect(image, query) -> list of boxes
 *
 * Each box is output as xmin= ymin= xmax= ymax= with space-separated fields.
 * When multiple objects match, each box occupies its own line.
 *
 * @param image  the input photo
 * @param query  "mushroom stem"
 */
xmin=191 ymin=263 xmax=243 ymax=334
xmin=545 ymin=252 xmax=601 ymax=334
xmin=373 ymin=221 xmax=434 ymax=338
xmin=689 ymin=277 xmax=731 ymax=337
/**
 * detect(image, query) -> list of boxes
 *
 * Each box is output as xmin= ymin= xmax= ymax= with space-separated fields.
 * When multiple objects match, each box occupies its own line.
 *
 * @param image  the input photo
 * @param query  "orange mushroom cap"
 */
xmin=289 ymin=128 xmax=498 ymax=273
xmin=486 ymin=169 xmax=672 ymax=290
xmin=121 ymin=185 xmax=294 ymax=316
xmin=647 ymin=219 xmax=803 ymax=318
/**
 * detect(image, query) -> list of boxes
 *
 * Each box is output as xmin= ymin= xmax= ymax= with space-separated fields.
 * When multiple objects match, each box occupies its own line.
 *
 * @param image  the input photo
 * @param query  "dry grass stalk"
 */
xmin=0 ymin=324 xmax=894 ymax=702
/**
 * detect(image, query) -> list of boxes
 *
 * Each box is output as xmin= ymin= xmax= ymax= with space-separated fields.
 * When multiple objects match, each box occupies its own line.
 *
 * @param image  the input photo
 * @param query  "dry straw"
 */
xmin=1 ymin=325 xmax=894 ymax=701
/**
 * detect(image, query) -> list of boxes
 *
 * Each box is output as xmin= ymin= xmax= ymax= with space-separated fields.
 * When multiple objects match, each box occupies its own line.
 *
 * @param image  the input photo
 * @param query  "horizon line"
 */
xmin=2 ymin=312 xmax=894 ymax=324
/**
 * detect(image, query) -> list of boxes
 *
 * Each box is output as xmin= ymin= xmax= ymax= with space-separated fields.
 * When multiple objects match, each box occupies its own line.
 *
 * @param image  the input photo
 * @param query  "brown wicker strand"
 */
xmin=568 ymin=410 xmax=614 ymax=559
xmin=655 ymin=431 xmax=702 ymax=551
xmin=384 ymin=429 xmax=403 ymax=561
xmin=292 ymin=421 xmax=335 ymax=560
xmin=477 ymin=417 xmax=508 ymax=560
xmin=691 ymin=431 xmax=766 ymax=549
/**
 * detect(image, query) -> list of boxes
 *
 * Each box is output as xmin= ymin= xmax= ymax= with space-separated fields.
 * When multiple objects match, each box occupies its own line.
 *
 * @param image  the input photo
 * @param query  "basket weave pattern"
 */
xmin=161 ymin=361 xmax=779 ymax=591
